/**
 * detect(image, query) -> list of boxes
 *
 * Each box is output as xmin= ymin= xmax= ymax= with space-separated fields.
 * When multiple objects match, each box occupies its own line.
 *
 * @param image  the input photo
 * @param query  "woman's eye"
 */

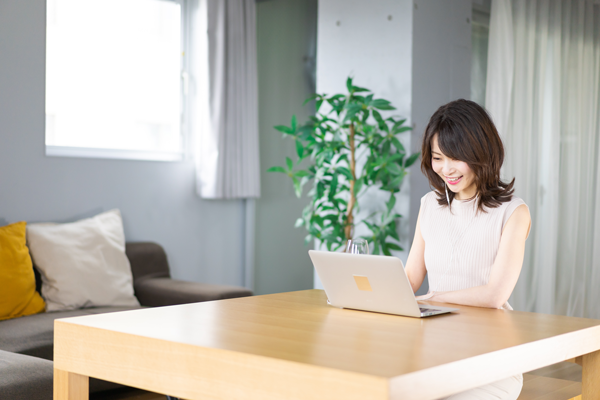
xmin=432 ymin=157 xmax=441 ymax=161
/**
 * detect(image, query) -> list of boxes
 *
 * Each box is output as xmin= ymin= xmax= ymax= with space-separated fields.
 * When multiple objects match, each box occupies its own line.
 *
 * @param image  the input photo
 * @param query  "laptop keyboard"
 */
xmin=420 ymin=307 xmax=441 ymax=314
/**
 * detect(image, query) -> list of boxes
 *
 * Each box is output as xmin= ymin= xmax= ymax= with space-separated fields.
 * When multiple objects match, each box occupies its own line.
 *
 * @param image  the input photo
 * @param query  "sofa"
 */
xmin=0 ymin=242 xmax=253 ymax=400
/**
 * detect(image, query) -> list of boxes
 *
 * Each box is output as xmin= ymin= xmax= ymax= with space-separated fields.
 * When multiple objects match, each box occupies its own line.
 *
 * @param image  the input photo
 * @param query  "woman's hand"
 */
xmin=415 ymin=292 xmax=436 ymax=301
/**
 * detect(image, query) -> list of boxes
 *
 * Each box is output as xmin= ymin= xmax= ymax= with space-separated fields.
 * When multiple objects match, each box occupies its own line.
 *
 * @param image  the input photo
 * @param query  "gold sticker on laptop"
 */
xmin=353 ymin=275 xmax=372 ymax=291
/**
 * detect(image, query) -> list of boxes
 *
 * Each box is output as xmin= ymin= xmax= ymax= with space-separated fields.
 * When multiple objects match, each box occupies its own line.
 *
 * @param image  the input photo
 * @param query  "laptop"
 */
xmin=308 ymin=250 xmax=458 ymax=318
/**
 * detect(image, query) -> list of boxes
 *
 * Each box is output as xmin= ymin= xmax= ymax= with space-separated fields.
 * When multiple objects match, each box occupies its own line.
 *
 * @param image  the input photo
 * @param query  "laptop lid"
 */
xmin=309 ymin=250 xmax=457 ymax=318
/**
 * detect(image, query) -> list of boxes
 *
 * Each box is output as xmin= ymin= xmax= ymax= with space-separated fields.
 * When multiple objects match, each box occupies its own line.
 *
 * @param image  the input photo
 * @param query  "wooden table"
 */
xmin=54 ymin=290 xmax=600 ymax=400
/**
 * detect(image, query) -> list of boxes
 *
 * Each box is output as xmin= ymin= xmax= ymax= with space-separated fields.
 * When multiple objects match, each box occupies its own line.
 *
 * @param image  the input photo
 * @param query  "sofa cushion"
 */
xmin=0 ymin=306 xmax=142 ymax=360
xmin=0 ymin=221 xmax=46 ymax=321
xmin=26 ymin=209 xmax=140 ymax=312
xmin=0 ymin=349 xmax=53 ymax=400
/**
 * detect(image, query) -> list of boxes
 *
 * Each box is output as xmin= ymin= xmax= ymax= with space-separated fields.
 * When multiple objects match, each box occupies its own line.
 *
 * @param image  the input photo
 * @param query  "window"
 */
xmin=45 ymin=0 xmax=186 ymax=161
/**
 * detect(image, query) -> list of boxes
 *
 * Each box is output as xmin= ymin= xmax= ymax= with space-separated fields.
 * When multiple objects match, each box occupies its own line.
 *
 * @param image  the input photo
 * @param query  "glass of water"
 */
xmin=345 ymin=239 xmax=370 ymax=254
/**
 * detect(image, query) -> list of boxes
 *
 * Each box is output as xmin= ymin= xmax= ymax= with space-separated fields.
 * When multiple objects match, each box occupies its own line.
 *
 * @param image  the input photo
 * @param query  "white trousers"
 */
xmin=439 ymin=374 xmax=523 ymax=400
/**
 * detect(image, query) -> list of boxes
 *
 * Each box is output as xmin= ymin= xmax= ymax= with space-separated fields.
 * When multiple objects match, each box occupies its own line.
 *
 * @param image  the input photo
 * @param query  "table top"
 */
xmin=57 ymin=289 xmax=600 ymax=379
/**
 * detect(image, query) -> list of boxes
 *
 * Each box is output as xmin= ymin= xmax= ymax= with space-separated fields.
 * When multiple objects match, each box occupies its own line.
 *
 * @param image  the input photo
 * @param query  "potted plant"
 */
xmin=268 ymin=77 xmax=419 ymax=255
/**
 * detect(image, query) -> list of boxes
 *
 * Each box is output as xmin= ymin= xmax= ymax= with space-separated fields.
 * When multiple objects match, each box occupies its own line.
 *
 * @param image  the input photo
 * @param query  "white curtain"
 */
xmin=486 ymin=0 xmax=600 ymax=318
xmin=190 ymin=0 xmax=261 ymax=199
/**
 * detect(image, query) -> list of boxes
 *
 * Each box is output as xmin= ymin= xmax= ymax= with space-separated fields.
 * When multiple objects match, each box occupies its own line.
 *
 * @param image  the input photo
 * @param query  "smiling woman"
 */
xmin=404 ymin=99 xmax=531 ymax=400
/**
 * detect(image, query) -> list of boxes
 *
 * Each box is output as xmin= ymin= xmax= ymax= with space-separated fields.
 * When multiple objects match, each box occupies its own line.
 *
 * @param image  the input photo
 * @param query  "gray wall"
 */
xmin=254 ymin=0 xmax=317 ymax=295
xmin=410 ymin=0 xmax=472 ymax=294
xmin=0 ymin=0 xmax=317 ymax=295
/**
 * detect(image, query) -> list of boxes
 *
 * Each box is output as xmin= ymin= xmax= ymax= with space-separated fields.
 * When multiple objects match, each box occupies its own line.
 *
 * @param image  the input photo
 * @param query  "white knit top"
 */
xmin=419 ymin=191 xmax=527 ymax=310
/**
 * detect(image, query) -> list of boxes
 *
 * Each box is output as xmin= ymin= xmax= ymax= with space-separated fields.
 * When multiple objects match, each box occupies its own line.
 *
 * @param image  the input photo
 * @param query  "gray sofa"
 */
xmin=0 ymin=242 xmax=252 ymax=400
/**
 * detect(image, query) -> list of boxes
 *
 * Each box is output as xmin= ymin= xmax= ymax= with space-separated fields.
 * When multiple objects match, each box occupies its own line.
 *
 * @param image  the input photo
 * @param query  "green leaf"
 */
xmin=291 ymin=115 xmax=298 ymax=132
xmin=363 ymin=220 xmax=377 ymax=232
xmin=381 ymin=212 xmax=397 ymax=226
xmin=389 ymin=226 xmax=400 ymax=241
xmin=391 ymin=137 xmax=405 ymax=153
xmin=344 ymin=104 xmax=362 ymax=122
xmin=373 ymin=241 xmax=381 ymax=255
xmin=394 ymin=126 xmax=412 ymax=134
xmin=387 ymin=162 xmax=402 ymax=175
xmin=267 ymin=166 xmax=286 ymax=173
xmin=405 ymin=152 xmax=420 ymax=168
xmin=316 ymin=99 xmax=323 ymax=112
xmin=386 ymin=242 xmax=403 ymax=251
xmin=389 ymin=175 xmax=404 ymax=189
xmin=371 ymin=99 xmax=396 ymax=110
xmin=346 ymin=77 xmax=354 ymax=92
xmin=337 ymin=167 xmax=353 ymax=181
xmin=274 ymin=125 xmax=294 ymax=134
xmin=352 ymin=86 xmax=369 ymax=93
xmin=295 ymin=170 xmax=311 ymax=178
xmin=295 ymin=218 xmax=304 ymax=228
xmin=286 ymin=157 xmax=293 ymax=171
xmin=361 ymin=109 xmax=370 ymax=124
xmin=372 ymin=110 xmax=385 ymax=127
xmin=386 ymin=194 xmax=396 ymax=213
xmin=292 ymin=176 xmax=302 ymax=197
xmin=382 ymin=141 xmax=391 ymax=155
xmin=394 ymin=118 xmax=407 ymax=128
xmin=316 ymin=181 xmax=325 ymax=198
xmin=303 ymin=94 xmax=319 ymax=105
xmin=329 ymin=174 xmax=338 ymax=200
xmin=382 ymin=243 xmax=392 ymax=256
xmin=354 ymin=176 xmax=364 ymax=195
xmin=296 ymin=140 xmax=304 ymax=159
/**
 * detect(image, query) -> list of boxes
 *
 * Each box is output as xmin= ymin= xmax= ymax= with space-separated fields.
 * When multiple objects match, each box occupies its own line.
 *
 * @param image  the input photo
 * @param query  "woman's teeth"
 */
xmin=447 ymin=176 xmax=462 ymax=185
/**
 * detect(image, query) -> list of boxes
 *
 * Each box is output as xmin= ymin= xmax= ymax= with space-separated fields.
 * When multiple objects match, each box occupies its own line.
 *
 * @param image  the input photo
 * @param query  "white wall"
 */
xmin=315 ymin=0 xmax=413 ymax=288
xmin=410 ymin=0 xmax=472 ymax=294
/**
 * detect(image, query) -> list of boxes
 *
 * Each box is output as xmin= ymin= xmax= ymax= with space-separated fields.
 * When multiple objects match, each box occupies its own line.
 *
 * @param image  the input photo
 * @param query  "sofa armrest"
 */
xmin=126 ymin=242 xmax=171 ymax=283
xmin=134 ymin=278 xmax=253 ymax=307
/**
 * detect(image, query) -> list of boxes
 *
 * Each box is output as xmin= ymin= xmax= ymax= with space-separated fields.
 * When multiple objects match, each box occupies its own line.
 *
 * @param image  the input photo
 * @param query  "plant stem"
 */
xmin=345 ymin=123 xmax=357 ymax=240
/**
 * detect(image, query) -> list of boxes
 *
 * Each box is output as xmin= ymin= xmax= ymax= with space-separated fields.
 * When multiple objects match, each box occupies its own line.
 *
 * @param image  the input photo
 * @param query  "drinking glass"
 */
xmin=345 ymin=239 xmax=370 ymax=254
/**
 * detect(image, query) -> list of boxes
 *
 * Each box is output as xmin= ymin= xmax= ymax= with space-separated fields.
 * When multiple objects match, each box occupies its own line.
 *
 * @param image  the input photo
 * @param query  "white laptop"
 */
xmin=308 ymin=250 xmax=458 ymax=318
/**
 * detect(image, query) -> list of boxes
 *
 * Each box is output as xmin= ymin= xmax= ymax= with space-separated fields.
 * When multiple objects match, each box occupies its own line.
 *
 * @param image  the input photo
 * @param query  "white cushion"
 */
xmin=26 ymin=209 xmax=140 ymax=312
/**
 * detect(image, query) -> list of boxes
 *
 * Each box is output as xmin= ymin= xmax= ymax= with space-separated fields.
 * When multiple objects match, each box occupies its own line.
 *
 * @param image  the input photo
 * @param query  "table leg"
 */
xmin=582 ymin=350 xmax=600 ymax=399
xmin=54 ymin=368 xmax=89 ymax=400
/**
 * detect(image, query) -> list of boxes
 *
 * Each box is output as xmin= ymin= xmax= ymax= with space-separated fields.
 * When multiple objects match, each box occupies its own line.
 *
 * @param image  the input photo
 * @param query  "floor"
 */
xmin=90 ymin=362 xmax=583 ymax=400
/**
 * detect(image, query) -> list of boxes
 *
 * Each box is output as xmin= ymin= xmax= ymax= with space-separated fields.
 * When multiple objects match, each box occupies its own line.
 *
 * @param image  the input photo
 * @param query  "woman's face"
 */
xmin=431 ymin=135 xmax=477 ymax=200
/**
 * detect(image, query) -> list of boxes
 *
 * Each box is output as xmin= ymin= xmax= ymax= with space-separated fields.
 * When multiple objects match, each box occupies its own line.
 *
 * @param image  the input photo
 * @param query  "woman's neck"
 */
xmin=455 ymin=185 xmax=477 ymax=200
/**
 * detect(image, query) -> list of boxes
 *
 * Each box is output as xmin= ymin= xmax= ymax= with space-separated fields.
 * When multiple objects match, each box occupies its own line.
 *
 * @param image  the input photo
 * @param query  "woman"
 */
xmin=405 ymin=99 xmax=531 ymax=400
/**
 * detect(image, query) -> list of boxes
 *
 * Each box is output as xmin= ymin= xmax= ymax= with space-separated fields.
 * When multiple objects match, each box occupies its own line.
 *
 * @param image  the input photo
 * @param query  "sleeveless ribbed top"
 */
xmin=419 ymin=191 xmax=527 ymax=310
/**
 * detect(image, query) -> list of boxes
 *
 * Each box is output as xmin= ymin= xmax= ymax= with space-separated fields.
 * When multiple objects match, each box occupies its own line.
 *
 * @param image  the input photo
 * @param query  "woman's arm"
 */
xmin=417 ymin=204 xmax=531 ymax=309
xmin=405 ymin=206 xmax=427 ymax=293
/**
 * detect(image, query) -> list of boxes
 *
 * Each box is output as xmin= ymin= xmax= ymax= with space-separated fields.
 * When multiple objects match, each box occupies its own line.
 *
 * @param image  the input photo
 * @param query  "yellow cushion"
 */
xmin=0 ymin=221 xmax=46 ymax=320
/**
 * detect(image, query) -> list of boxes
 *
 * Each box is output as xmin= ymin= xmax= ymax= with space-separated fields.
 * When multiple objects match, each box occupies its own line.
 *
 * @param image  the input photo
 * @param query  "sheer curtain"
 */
xmin=190 ymin=0 xmax=261 ymax=199
xmin=486 ymin=0 xmax=600 ymax=318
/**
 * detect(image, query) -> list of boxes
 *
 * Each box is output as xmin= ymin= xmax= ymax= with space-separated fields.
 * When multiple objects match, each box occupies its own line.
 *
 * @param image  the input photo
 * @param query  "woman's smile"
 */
xmin=446 ymin=175 xmax=463 ymax=185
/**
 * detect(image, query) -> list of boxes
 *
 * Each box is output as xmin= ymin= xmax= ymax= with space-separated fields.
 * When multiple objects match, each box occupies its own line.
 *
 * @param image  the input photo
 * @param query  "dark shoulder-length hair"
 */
xmin=420 ymin=99 xmax=514 ymax=212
